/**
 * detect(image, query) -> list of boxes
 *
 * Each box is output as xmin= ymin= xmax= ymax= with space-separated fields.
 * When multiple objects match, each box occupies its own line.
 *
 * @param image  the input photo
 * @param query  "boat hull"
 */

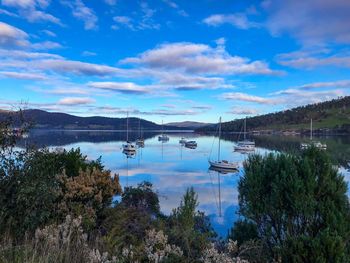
xmin=209 ymin=160 xmax=239 ymax=170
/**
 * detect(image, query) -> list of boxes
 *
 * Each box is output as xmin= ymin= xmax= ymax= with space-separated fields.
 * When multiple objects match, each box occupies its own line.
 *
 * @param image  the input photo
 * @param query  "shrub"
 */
xmin=237 ymin=147 xmax=350 ymax=262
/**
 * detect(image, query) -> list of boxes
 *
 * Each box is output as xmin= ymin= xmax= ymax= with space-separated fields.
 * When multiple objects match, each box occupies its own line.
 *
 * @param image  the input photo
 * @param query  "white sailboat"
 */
xmin=136 ymin=118 xmax=144 ymax=147
xmin=209 ymin=117 xmax=239 ymax=170
xmin=123 ymin=112 xmax=136 ymax=153
xmin=158 ymin=120 xmax=169 ymax=141
xmin=234 ymin=117 xmax=255 ymax=152
xmin=301 ymin=119 xmax=327 ymax=150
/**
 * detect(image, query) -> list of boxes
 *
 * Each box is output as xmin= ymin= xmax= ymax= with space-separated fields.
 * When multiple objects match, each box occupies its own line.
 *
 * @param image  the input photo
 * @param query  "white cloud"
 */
xmin=36 ymin=59 xmax=122 ymax=76
xmin=32 ymin=41 xmax=63 ymax=50
xmin=31 ymin=87 xmax=89 ymax=95
xmin=264 ymin=0 xmax=350 ymax=45
xmin=0 ymin=22 xmax=29 ymax=48
xmin=293 ymin=80 xmax=350 ymax=90
xmin=219 ymin=92 xmax=278 ymax=104
xmin=277 ymin=51 xmax=350 ymax=69
xmin=41 ymin=29 xmax=56 ymax=37
xmin=58 ymin=97 xmax=95 ymax=105
xmin=64 ymin=0 xmax=98 ymax=30
xmin=112 ymin=16 xmax=134 ymax=30
xmin=0 ymin=49 xmax=62 ymax=59
xmin=162 ymin=0 xmax=188 ymax=17
xmin=0 ymin=71 xmax=48 ymax=80
xmin=2 ymin=0 xmax=62 ymax=25
xmin=121 ymin=42 xmax=278 ymax=75
xmin=112 ymin=2 xmax=160 ymax=31
xmin=87 ymin=81 xmax=149 ymax=94
xmin=0 ymin=8 xmax=19 ymax=17
xmin=203 ymin=13 xmax=259 ymax=29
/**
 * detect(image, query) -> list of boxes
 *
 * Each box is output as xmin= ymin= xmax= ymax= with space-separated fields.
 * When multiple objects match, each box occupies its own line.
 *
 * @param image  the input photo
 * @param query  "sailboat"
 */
xmin=122 ymin=112 xmax=136 ymax=153
xmin=209 ymin=117 xmax=239 ymax=170
xmin=158 ymin=120 xmax=169 ymax=141
xmin=234 ymin=117 xmax=255 ymax=152
xmin=301 ymin=119 xmax=327 ymax=150
xmin=136 ymin=118 xmax=144 ymax=147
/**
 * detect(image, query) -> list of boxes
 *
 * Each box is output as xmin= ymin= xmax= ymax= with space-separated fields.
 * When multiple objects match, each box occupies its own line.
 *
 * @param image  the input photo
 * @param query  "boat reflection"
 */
xmin=123 ymin=149 xmax=136 ymax=158
xmin=209 ymin=165 xmax=239 ymax=175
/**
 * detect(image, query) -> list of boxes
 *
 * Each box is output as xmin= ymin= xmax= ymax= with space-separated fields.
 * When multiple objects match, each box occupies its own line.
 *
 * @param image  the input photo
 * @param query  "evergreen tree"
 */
xmin=237 ymin=147 xmax=350 ymax=262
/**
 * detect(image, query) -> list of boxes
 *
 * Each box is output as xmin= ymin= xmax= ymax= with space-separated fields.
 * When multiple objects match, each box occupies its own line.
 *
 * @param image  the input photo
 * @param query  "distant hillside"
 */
xmin=197 ymin=96 xmax=350 ymax=134
xmin=165 ymin=121 xmax=210 ymax=129
xmin=0 ymin=109 xmax=189 ymax=131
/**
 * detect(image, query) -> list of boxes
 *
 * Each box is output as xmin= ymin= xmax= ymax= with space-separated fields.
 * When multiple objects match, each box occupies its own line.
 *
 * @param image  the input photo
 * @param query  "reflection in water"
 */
xmin=19 ymin=130 xmax=350 ymax=237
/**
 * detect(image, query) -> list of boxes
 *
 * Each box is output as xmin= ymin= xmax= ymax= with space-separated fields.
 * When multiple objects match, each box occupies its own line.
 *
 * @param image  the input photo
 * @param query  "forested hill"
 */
xmin=197 ymin=96 xmax=350 ymax=134
xmin=0 ymin=109 xmax=189 ymax=130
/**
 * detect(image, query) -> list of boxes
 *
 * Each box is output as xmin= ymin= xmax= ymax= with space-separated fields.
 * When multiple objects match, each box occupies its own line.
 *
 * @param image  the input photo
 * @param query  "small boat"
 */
xmin=179 ymin=137 xmax=187 ymax=144
xmin=300 ymin=119 xmax=327 ymax=150
xmin=122 ymin=112 xmax=136 ymax=152
xmin=185 ymin=140 xmax=197 ymax=148
xmin=209 ymin=159 xmax=239 ymax=170
xmin=158 ymin=120 xmax=169 ymax=141
xmin=136 ymin=118 xmax=145 ymax=147
xmin=235 ymin=117 xmax=255 ymax=151
xmin=234 ymin=143 xmax=255 ymax=153
xmin=123 ymin=141 xmax=137 ymax=151
xmin=136 ymin=139 xmax=144 ymax=147
xmin=209 ymin=117 xmax=239 ymax=170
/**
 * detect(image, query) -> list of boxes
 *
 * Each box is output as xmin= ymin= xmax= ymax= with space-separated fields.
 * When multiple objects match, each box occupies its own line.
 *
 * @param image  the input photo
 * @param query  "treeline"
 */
xmin=0 ymin=109 xmax=187 ymax=130
xmin=198 ymin=96 xmax=350 ymax=133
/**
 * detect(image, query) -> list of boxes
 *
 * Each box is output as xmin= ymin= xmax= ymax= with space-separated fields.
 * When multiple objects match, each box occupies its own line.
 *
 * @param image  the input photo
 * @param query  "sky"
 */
xmin=0 ymin=0 xmax=350 ymax=123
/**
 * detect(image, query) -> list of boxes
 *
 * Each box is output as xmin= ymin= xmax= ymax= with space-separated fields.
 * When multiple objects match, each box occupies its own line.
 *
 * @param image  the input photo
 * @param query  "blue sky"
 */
xmin=0 ymin=0 xmax=350 ymax=123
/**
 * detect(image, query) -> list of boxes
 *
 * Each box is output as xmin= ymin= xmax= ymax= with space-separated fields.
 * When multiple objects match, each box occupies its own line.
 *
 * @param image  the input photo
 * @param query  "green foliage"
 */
xmin=229 ymin=219 xmax=258 ymax=246
xmin=0 ymin=146 xmax=120 ymax=239
xmin=237 ymin=147 xmax=350 ymax=262
xmin=102 ymin=182 xmax=163 ymax=259
xmin=167 ymin=187 xmax=215 ymax=261
xmin=122 ymin=181 xmax=160 ymax=216
xmin=198 ymin=96 xmax=350 ymax=133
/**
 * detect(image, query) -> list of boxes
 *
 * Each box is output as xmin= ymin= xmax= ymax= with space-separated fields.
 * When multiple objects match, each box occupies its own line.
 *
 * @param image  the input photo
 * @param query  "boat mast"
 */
xmin=218 ymin=117 xmax=221 ymax=161
xmin=126 ymin=112 xmax=129 ymax=142
xmin=218 ymin=172 xmax=222 ymax=217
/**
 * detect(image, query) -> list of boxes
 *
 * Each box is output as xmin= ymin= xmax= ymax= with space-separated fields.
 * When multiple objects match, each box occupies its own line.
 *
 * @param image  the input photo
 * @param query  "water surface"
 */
xmin=21 ymin=130 xmax=350 ymax=237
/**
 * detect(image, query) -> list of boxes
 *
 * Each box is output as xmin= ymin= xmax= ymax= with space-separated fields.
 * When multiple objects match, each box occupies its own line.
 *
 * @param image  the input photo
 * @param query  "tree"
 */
xmin=168 ymin=187 xmax=215 ymax=261
xmin=0 ymin=147 xmax=121 ymax=238
xmin=102 ymin=182 xmax=162 ymax=260
xmin=237 ymin=147 xmax=350 ymax=262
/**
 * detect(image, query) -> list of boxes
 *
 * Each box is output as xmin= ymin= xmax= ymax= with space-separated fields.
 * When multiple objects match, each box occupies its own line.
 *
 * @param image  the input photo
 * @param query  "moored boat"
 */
xmin=209 ymin=117 xmax=239 ymax=170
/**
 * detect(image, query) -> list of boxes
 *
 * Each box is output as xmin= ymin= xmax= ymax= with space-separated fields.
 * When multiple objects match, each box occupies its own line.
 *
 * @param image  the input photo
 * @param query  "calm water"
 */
xmin=20 ymin=130 xmax=350 ymax=237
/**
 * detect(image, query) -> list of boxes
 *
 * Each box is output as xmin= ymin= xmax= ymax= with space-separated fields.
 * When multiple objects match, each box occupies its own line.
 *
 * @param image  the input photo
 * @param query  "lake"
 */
xmin=20 ymin=130 xmax=350 ymax=237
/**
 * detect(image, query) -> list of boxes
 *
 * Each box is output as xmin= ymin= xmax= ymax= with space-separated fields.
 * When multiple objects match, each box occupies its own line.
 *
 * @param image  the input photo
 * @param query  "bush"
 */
xmin=0 ymin=147 xmax=121 ymax=238
xmin=237 ymin=147 xmax=350 ymax=262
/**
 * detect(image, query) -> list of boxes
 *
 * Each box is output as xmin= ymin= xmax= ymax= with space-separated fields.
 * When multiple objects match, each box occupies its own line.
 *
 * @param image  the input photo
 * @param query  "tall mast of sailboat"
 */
xmin=218 ymin=117 xmax=221 ymax=161
xmin=126 ymin=112 xmax=129 ymax=142
xmin=218 ymin=172 xmax=222 ymax=217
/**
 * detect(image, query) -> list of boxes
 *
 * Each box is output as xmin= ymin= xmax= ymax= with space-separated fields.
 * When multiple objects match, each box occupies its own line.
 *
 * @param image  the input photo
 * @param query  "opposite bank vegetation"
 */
xmin=0 ymin=114 xmax=350 ymax=263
